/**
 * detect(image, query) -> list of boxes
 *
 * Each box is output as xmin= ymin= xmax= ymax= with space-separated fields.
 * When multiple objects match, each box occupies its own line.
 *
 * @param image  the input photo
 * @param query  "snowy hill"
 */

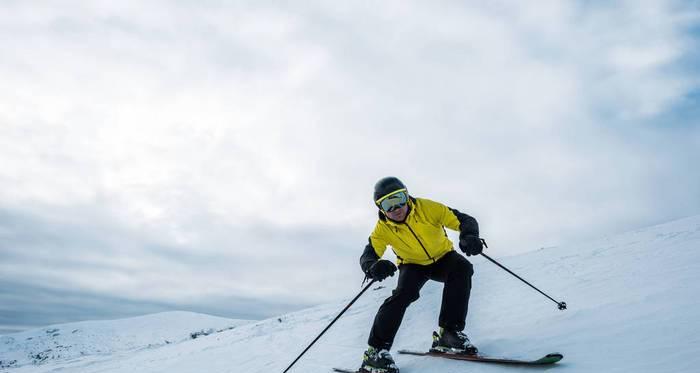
xmin=2 ymin=215 xmax=700 ymax=373
xmin=0 ymin=311 xmax=250 ymax=370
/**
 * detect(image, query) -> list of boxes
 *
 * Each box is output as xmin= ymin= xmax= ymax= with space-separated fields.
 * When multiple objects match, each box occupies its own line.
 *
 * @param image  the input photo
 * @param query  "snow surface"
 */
xmin=2 ymin=215 xmax=700 ymax=373
xmin=0 ymin=311 xmax=250 ymax=370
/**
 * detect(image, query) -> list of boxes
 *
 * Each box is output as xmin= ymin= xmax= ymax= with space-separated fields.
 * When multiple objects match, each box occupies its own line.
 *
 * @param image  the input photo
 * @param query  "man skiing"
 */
xmin=359 ymin=177 xmax=483 ymax=373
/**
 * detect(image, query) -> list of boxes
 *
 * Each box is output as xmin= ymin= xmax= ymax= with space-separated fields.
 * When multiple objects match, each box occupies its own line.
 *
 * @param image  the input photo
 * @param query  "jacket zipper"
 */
xmin=405 ymin=223 xmax=435 ymax=263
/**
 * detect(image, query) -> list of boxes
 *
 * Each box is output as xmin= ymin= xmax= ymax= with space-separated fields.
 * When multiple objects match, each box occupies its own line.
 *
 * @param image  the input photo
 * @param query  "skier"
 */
xmin=359 ymin=177 xmax=483 ymax=373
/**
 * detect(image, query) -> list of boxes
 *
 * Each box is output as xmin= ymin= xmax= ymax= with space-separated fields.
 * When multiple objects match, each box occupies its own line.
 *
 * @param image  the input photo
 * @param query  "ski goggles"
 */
xmin=376 ymin=189 xmax=409 ymax=212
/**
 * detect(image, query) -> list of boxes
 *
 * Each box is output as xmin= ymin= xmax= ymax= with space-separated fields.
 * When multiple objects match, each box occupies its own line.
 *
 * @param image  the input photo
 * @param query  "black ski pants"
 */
xmin=368 ymin=250 xmax=474 ymax=350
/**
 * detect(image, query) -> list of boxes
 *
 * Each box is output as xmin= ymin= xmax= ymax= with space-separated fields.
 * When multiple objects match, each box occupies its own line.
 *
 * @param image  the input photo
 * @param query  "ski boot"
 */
xmin=430 ymin=328 xmax=478 ymax=355
xmin=360 ymin=346 xmax=399 ymax=373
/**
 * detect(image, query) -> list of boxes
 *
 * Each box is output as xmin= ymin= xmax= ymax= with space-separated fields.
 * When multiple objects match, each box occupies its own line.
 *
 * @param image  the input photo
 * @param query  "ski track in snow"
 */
xmin=2 ymin=215 xmax=700 ymax=373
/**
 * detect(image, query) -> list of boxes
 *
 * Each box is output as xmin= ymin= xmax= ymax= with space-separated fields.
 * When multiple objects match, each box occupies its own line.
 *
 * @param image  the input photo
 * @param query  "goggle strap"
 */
xmin=375 ymin=188 xmax=408 ymax=205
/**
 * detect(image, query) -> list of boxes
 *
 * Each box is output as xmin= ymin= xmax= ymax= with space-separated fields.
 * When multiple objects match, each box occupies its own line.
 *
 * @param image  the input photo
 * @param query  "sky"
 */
xmin=1 ymin=0 xmax=699 ymax=334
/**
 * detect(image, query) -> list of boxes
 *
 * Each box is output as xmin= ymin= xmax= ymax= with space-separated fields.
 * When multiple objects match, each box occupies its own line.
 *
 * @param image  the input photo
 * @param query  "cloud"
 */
xmin=0 ymin=206 xmax=326 ymax=331
xmin=0 ymin=277 xmax=303 ymax=334
xmin=0 ymin=0 xmax=699 ymax=331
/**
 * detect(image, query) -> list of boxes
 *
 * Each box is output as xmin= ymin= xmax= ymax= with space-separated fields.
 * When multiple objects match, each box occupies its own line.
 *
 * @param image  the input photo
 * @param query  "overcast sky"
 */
xmin=1 ymin=0 xmax=699 ymax=334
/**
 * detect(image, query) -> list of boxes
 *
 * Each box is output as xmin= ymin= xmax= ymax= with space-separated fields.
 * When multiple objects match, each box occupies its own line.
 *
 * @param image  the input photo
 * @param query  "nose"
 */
xmin=389 ymin=207 xmax=405 ymax=216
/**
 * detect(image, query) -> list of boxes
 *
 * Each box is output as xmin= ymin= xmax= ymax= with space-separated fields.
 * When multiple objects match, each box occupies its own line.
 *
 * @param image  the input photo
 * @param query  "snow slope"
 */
xmin=3 ymin=215 xmax=700 ymax=373
xmin=0 ymin=311 xmax=250 ymax=369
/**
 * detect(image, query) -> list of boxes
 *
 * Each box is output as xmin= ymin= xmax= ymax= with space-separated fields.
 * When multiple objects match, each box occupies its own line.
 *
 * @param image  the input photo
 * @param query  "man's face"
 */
xmin=385 ymin=203 xmax=409 ymax=222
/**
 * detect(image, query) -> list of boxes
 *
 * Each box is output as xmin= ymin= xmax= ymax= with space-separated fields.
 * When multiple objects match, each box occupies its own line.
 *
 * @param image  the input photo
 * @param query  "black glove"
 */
xmin=369 ymin=260 xmax=397 ymax=281
xmin=459 ymin=234 xmax=483 ymax=256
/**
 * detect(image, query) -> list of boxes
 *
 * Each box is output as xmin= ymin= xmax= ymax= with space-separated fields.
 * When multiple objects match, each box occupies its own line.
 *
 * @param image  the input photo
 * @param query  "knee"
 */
xmin=388 ymin=287 xmax=421 ymax=306
xmin=454 ymin=254 xmax=474 ymax=277
xmin=464 ymin=260 xmax=474 ymax=277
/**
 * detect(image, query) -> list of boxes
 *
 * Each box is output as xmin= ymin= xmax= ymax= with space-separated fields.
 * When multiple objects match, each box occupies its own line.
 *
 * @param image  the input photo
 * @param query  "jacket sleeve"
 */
xmin=360 ymin=225 xmax=389 ymax=274
xmin=447 ymin=207 xmax=479 ymax=236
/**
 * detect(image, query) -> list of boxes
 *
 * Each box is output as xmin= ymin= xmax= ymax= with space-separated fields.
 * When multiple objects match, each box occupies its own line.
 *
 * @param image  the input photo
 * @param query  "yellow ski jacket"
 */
xmin=360 ymin=197 xmax=479 ymax=271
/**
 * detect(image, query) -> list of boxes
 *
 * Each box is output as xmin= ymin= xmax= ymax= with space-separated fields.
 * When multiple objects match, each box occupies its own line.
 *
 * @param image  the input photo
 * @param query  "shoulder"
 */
xmin=413 ymin=197 xmax=447 ymax=210
xmin=413 ymin=197 xmax=453 ymax=224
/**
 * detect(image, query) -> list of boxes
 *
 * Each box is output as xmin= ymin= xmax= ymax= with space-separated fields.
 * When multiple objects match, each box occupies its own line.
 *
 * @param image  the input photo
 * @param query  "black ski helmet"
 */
xmin=373 ymin=176 xmax=407 ymax=203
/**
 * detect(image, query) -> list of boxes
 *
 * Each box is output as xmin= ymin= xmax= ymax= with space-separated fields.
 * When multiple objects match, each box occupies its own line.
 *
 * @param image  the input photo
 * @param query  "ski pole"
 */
xmin=479 ymin=239 xmax=567 ymax=310
xmin=282 ymin=279 xmax=377 ymax=373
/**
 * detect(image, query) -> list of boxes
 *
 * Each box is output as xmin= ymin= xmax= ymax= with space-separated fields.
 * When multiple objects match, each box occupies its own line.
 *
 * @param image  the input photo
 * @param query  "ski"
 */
xmin=397 ymin=349 xmax=564 ymax=365
xmin=333 ymin=350 xmax=563 ymax=372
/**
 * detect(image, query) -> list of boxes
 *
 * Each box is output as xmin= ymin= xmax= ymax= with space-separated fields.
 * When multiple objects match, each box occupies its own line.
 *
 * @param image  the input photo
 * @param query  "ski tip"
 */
xmin=537 ymin=353 xmax=564 ymax=363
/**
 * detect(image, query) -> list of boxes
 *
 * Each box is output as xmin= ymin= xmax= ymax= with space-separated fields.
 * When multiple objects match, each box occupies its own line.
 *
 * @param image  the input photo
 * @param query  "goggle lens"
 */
xmin=379 ymin=191 xmax=408 ymax=212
